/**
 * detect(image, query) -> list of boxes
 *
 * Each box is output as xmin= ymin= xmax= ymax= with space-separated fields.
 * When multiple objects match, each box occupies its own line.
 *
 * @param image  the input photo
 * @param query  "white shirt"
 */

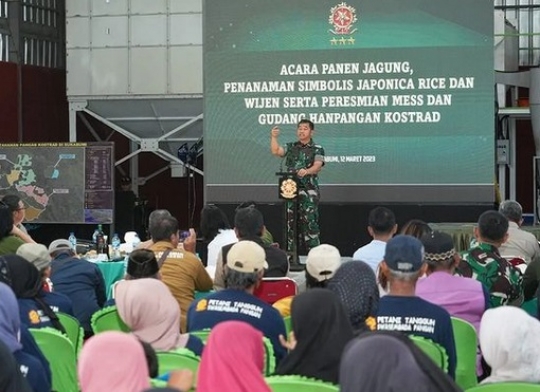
xmin=499 ymin=221 xmax=540 ymax=264
xmin=207 ymin=229 xmax=238 ymax=269
xmin=352 ymin=239 xmax=386 ymax=272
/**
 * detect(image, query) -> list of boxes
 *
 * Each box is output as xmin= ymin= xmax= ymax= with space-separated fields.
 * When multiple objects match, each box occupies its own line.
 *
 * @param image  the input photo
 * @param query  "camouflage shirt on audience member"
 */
xmin=457 ymin=242 xmax=523 ymax=308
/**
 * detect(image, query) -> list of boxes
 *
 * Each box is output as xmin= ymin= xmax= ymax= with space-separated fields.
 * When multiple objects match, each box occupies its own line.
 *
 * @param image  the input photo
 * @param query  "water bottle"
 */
xmin=68 ymin=232 xmax=77 ymax=251
xmin=111 ymin=233 xmax=121 ymax=260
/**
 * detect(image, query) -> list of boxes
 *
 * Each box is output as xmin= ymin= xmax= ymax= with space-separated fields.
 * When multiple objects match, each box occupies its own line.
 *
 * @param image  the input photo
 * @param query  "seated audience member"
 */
xmin=78 ymin=332 xmax=151 ymax=392
xmin=0 ymin=202 xmax=25 ymax=255
xmin=138 ymin=209 xmax=172 ymax=249
xmin=0 ymin=338 xmax=33 ymax=392
xmin=197 ymin=321 xmax=270 ymax=392
xmin=0 ymin=283 xmax=51 ymax=392
xmin=377 ymin=235 xmax=457 ymax=379
xmin=328 ymin=260 xmax=379 ymax=334
xmin=214 ymin=206 xmax=288 ymax=290
xmin=187 ymin=241 xmax=286 ymax=363
xmin=340 ymin=332 xmax=462 ymax=392
xmin=275 ymin=289 xmax=354 ymax=384
xmin=149 ymin=215 xmax=213 ymax=332
xmin=417 ymin=231 xmax=488 ymax=333
xmin=353 ymin=206 xmax=397 ymax=271
xmin=480 ymin=306 xmax=540 ymax=385
xmin=125 ymin=249 xmax=161 ymax=280
xmin=1 ymin=195 xmax=35 ymax=244
xmin=523 ymin=258 xmax=540 ymax=301
xmin=498 ymin=200 xmax=540 ymax=264
xmin=199 ymin=205 xmax=237 ymax=270
xmin=458 ymin=211 xmax=523 ymax=307
xmin=107 ymin=248 xmax=161 ymax=305
xmin=16 ymin=243 xmax=54 ymax=292
xmin=273 ymin=243 xmax=341 ymax=317
xmin=49 ymin=239 xmax=106 ymax=335
xmin=116 ymin=278 xmax=204 ymax=356
xmin=400 ymin=219 xmax=433 ymax=238
xmin=0 ymin=255 xmax=73 ymax=330
xmin=236 ymin=201 xmax=275 ymax=246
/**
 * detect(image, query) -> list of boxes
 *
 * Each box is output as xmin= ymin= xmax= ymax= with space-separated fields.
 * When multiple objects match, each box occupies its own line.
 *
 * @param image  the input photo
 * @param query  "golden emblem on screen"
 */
xmin=280 ymin=179 xmax=298 ymax=199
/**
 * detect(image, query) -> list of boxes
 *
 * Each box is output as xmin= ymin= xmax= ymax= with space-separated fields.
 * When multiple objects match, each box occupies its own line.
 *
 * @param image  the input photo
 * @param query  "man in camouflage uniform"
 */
xmin=270 ymin=119 xmax=325 ymax=255
xmin=457 ymin=210 xmax=523 ymax=308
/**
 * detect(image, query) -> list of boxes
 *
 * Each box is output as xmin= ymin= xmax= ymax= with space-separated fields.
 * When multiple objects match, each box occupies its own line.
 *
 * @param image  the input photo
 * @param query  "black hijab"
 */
xmin=340 ymin=332 xmax=462 ymax=392
xmin=275 ymin=288 xmax=354 ymax=384
xmin=0 ymin=339 xmax=32 ymax=392
xmin=327 ymin=261 xmax=379 ymax=334
xmin=0 ymin=255 xmax=65 ymax=333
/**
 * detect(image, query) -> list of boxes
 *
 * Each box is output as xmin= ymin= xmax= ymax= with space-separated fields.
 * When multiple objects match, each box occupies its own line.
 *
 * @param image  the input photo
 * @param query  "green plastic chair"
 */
xmin=522 ymin=298 xmax=538 ymax=317
xmin=263 ymin=336 xmax=276 ymax=376
xmin=409 ymin=335 xmax=448 ymax=373
xmin=283 ymin=316 xmax=292 ymax=337
xmin=189 ymin=329 xmax=211 ymax=344
xmin=265 ymin=375 xmax=339 ymax=391
xmin=467 ymin=383 xmax=540 ymax=391
xmin=29 ymin=327 xmax=79 ymax=392
xmin=91 ymin=306 xmax=130 ymax=334
xmin=156 ymin=349 xmax=201 ymax=385
xmin=57 ymin=312 xmax=84 ymax=356
xmin=451 ymin=317 xmax=478 ymax=390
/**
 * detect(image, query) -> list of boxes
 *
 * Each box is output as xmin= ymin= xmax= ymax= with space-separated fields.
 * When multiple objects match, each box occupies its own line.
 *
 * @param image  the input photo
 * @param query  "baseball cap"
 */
xmin=226 ymin=241 xmax=268 ymax=273
xmin=420 ymin=231 xmax=455 ymax=263
xmin=384 ymin=235 xmax=425 ymax=273
xmin=305 ymin=244 xmax=341 ymax=282
xmin=16 ymin=243 xmax=52 ymax=271
xmin=48 ymin=239 xmax=74 ymax=254
xmin=127 ymin=249 xmax=159 ymax=278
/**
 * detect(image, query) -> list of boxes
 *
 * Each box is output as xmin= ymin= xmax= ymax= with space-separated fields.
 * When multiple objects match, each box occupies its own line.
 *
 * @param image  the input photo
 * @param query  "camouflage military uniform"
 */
xmin=457 ymin=242 xmax=523 ymax=308
xmin=284 ymin=139 xmax=325 ymax=253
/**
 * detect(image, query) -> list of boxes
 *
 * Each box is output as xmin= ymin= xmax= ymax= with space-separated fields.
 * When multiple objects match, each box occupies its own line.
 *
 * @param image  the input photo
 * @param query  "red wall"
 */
xmin=0 ymin=62 xmax=19 ymax=142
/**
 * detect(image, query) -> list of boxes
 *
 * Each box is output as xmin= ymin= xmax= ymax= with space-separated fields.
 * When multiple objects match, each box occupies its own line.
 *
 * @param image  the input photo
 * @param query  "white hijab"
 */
xmin=480 ymin=306 xmax=540 ymax=384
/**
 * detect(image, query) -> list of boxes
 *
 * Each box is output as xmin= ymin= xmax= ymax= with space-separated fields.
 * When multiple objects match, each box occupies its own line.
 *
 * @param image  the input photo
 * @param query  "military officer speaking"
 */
xmin=270 ymin=119 xmax=325 ymax=254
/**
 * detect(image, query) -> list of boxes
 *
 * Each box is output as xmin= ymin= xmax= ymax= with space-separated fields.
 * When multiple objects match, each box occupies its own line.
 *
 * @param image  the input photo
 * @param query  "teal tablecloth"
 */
xmin=95 ymin=261 xmax=126 ymax=299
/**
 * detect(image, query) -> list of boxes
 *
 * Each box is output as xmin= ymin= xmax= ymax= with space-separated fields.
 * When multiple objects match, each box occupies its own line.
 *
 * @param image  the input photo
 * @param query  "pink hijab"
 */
xmin=115 ymin=278 xmax=189 ymax=351
xmin=197 ymin=321 xmax=270 ymax=392
xmin=78 ymin=331 xmax=150 ymax=392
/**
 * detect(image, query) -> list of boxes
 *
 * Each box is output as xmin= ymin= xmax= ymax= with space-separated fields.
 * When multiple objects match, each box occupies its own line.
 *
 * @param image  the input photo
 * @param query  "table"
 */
xmin=430 ymin=223 xmax=540 ymax=252
xmin=95 ymin=260 xmax=127 ymax=299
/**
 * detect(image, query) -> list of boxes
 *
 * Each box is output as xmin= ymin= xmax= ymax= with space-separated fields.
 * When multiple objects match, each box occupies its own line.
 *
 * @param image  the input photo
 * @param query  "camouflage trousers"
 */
xmin=286 ymin=188 xmax=320 ymax=253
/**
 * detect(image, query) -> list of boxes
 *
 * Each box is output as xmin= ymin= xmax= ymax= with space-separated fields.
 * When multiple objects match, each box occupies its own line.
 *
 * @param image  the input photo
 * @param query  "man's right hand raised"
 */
xmin=271 ymin=126 xmax=280 ymax=138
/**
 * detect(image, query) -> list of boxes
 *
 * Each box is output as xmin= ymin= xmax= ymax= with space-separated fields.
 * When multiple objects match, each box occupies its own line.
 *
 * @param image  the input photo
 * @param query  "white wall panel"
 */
xmin=170 ymin=46 xmax=203 ymax=94
xmin=67 ymin=0 xmax=204 ymax=97
xmin=130 ymin=47 xmax=167 ymax=94
xmin=170 ymin=14 xmax=202 ymax=45
xmin=131 ymin=15 xmax=167 ymax=46
xmin=170 ymin=0 xmax=202 ymax=13
xmin=66 ymin=0 xmax=90 ymax=17
xmin=66 ymin=18 xmax=90 ymax=48
xmin=66 ymin=49 xmax=91 ymax=95
xmin=131 ymin=0 xmax=167 ymax=14
xmin=91 ymin=0 xmax=128 ymax=16
xmin=91 ymin=48 xmax=129 ymax=95
xmin=91 ymin=16 xmax=128 ymax=47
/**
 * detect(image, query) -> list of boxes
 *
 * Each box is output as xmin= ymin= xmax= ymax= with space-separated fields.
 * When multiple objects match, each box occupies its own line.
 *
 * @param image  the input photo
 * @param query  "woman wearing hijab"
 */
xmin=78 ymin=331 xmax=151 ymax=392
xmin=0 ymin=282 xmax=52 ymax=392
xmin=480 ymin=306 xmax=540 ymax=385
xmin=340 ymin=331 xmax=462 ymax=392
xmin=327 ymin=261 xmax=379 ymax=333
xmin=115 ymin=278 xmax=204 ymax=355
xmin=275 ymin=289 xmax=354 ymax=384
xmin=197 ymin=321 xmax=270 ymax=392
xmin=0 ymin=255 xmax=73 ymax=331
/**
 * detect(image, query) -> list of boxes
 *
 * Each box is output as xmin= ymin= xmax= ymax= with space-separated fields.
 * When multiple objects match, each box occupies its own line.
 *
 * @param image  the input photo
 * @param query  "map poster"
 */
xmin=0 ymin=142 xmax=114 ymax=224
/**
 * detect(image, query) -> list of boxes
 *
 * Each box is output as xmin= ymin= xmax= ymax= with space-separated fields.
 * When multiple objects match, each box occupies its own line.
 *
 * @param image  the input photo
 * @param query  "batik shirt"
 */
xmin=458 ymin=242 xmax=523 ymax=308
xmin=285 ymin=140 xmax=325 ymax=190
